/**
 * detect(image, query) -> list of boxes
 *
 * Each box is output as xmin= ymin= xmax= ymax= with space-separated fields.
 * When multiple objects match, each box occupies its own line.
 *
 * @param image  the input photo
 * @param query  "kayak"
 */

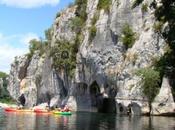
xmin=53 ymin=111 xmax=72 ymax=115
xmin=4 ymin=108 xmax=33 ymax=112
xmin=34 ymin=108 xmax=51 ymax=114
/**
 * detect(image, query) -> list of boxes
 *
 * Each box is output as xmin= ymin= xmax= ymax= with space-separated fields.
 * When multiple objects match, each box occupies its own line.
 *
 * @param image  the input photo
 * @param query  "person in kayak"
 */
xmin=17 ymin=93 xmax=26 ymax=109
xmin=62 ymin=105 xmax=71 ymax=112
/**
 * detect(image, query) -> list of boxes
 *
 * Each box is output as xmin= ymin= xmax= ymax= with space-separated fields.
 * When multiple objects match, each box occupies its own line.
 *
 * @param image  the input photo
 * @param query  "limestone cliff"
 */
xmin=7 ymin=0 xmax=175 ymax=115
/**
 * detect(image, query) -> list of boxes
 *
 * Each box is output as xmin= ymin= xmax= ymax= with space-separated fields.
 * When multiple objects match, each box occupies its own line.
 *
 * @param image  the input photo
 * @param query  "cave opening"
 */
xmin=89 ymin=81 xmax=116 ymax=113
xmin=89 ymin=81 xmax=100 ymax=107
xmin=98 ymin=98 xmax=116 ymax=113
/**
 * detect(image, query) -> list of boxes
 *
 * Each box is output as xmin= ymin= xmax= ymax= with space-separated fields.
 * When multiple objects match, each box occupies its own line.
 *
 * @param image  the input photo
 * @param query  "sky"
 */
xmin=0 ymin=0 xmax=74 ymax=73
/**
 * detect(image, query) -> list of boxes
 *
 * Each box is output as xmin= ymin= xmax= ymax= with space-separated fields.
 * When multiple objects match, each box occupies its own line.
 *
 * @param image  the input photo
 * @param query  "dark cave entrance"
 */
xmin=98 ymin=98 xmax=116 ymax=113
xmin=90 ymin=81 xmax=100 ymax=96
xmin=89 ymin=81 xmax=116 ymax=113
xmin=89 ymin=81 xmax=100 ymax=107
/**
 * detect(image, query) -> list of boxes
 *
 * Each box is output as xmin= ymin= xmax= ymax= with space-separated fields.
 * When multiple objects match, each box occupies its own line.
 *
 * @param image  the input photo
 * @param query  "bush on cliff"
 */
xmin=97 ymin=0 xmax=111 ymax=12
xmin=121 ymin=23 xmax=136 ymax=49
xmin=50 ymin=40 xmax=77 ymax=77
xmin=75 ymin=0 xmax=87 ymax=22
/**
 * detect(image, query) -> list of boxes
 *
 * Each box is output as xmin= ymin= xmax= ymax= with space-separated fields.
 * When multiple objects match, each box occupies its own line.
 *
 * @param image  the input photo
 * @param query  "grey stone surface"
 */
xmin=152 ymin=77 xmax=175 ymax=115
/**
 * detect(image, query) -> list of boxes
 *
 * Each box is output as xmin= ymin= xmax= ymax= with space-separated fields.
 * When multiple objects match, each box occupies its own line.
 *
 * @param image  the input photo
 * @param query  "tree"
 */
xmin=29 ymin=39 xmax=42 ymax=53
xmin=136 ymin=68 xmax=160 ymax=114
xmin=153 ymin=0 xmax=175 ymax=99
xmin=50 ymin=40 xmax=76 ymax=77
xmin=0 ymin=71 xmax=13 ymax=103
xmin=45 ymin=28 xmax=52 ymax=41
xmin=0 ymin=71 xmax=7 ymax=79
xmin=154 ymin=0 xmax=175 ymax=49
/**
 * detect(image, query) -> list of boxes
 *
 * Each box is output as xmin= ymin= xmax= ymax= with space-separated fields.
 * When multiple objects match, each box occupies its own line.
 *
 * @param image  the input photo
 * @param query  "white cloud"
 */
xmin=20 ymin=33 xmax=39 ymax=45
xmin=0 ymin=0 xmax=60 ymax=8
xmin=0 ymin=44 xmax=27 ymax=73
xmin=0 ymin=32 xmax=38 ymax=73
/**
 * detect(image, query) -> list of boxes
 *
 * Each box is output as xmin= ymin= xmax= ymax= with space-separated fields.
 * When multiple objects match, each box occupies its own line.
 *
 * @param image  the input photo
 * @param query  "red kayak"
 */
xmin=4 ymin=108 xmax=17 ymax=112
xmin=34 ymin=108 xmax=51 ymax=114
xmin=4 ymin=108 xmax=33 ymax=112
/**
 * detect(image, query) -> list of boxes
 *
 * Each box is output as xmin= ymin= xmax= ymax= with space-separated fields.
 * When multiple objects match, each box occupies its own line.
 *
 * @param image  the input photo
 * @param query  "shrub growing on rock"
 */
xmin=89 ymin=26 xmax=97 ymax=42
xmin=121 ymin=23 xmax=136 ymax=49
xmin=97 ymin=0 xmax=111 ymax=12
xmin=50 ymin=40 xmax=77 ymax=77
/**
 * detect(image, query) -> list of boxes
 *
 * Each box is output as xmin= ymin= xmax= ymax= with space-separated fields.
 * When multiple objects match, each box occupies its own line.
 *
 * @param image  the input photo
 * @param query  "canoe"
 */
xmin=53 ymin=111 xmax=72 ymax=115
xmin=4 ymin=108 xmax=17 ymax=112
xmin=4 ymin=108 xmax=33 ymax=112
xmin=34 ymin=108 xmax=51 ymax=114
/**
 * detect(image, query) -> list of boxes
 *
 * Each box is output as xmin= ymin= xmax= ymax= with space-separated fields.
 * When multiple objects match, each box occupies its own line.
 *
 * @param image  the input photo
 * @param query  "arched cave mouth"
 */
xmin=89 ymin=81 xmax=116 ymax=113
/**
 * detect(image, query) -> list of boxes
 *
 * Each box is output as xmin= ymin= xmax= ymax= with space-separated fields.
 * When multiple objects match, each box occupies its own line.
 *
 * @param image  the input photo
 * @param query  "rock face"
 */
xmin=152 ymin=77 xmax=175 ymax=115
xmin=7 ymin=0 xmax=175 ymax=115
xmin=8 ymin=52 xmax=69 ymax=108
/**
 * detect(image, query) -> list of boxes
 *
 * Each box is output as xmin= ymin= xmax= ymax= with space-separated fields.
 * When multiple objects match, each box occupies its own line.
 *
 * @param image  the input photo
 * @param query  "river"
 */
xmin=0 ymin=108 xmax=174 ymax=130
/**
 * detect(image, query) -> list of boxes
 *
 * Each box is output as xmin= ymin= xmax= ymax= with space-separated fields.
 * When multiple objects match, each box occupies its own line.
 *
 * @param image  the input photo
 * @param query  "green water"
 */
xmin=0 ymin=108 xmax=174 ymax=130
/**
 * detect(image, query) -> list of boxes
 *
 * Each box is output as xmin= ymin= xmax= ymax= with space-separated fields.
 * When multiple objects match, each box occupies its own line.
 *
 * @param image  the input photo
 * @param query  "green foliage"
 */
xmin=121 ymin=23 xmax=136 ymax=49
xmin=45 ymin=28 xmax=52 ymax=41
xmin=132 ymin=0 xmax=144 ymax=9
xmin=50 ymin=40 xmax=77 ymax=77
xmin=141 ymin=3 xmax=148 ymax=13
xmin=154 ymin=51 xmax=175 ymax=99
xmin=153 ymin=0 xmax=175 ymax=49
xmin=63 ymin=0 xmax=88 ymax=72
xmin=29 ymin=39 xmax=42 ymax=53
xmin=97 ymin=0 xmax=111 ymax=12
xmin=89 ymin=25 xmax=97 ymax=42
xmin=0 ymin=71 xmax=7 ymax=79
xmin=0 ymin=71 xmax=13 ymax=103
xmin=68 ymin=0 xmax=88 ymax=46
xmin=70 ymin=17 xmax=84 ymax=33
xmin=88 ymin=13 xmax=99 ymax=42
xmin=28 ymin=38 xmax=48 ymax=58
xmin=55 ymin=12 xmax=61 ymax=18
xmin=75 ymin=0 xmax=87 ymax=21
xmin=153 ymin=21 xmax=164 ymax=33
xmin=74 ymin=34 xmax=83 ymax=51
xmin=91 ymin=12 xmax=99 ymax=25
xmin=0 ymin=97 xmax=15 ymax=104
xmin=136 ymin=68 xmax=161 ymax=111
xmin=152 ymin=0 xmax=175 ymax=99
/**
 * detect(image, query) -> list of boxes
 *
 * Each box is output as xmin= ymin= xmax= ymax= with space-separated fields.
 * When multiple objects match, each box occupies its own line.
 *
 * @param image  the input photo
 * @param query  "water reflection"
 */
xmin=0 ymin=109 xmax=174 ymax=130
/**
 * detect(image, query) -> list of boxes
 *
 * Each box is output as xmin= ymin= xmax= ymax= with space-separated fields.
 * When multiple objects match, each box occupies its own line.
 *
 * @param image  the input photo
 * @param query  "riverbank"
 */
xmin=0 ymin=102 xmax=17 ymax=108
